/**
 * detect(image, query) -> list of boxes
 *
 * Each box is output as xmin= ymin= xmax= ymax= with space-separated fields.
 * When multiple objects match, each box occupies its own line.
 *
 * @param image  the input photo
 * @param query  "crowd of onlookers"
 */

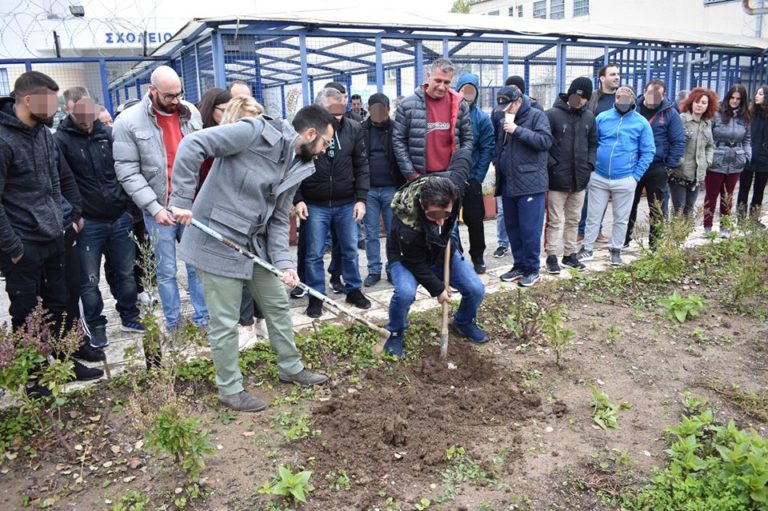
xmin=0 ymin=59 xmax=763 ymax=393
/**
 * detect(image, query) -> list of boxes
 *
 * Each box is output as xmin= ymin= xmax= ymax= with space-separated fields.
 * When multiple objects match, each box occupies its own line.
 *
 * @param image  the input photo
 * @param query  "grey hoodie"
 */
xmin=169 ymin=116 xmax=315 ymax=279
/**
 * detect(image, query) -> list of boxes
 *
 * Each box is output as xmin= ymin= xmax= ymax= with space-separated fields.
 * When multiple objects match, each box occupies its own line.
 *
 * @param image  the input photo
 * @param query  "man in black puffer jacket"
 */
xmin=393 ymin=58 xmax=473 ymax=181
xmin=293 ymin=87 xmax=371 ymax=318
xmin=384 ymin=149 xmax=485 ymax=358
xmin=544 ymin=77 xmax=597 ymax=274
xmin=55 ymin=87 xmax=141 ymax=352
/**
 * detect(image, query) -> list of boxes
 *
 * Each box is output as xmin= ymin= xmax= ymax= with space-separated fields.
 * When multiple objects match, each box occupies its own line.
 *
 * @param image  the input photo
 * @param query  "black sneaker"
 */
xmin=500 ymin=267 xmax=525 ymax=282
xmin=545 ymin=255 xmax=561 ymax=275
xmin=609 ymin=248 xmax=623 ymax=267
xmin=561 ymin=254 xmax=586 ymax=272
xmin=290 ymin=286 xmax=307 ymax=299
xmin=472 ymin=259 xmax=486 ymax=275
xmin=73 ymin=343 xmax=106 ymax=363
xmin=329 ymin=275 xmax=344 ymax=294
xmin=345 ymin=289 xmax=372 ymax=309
xmin=25 ymin=382 xmax=52 ymax=398
xmin=364 ymin=273 xmax=381 ymax=287
xmin=575 ymin=247 xmax=593 ymax=262
xmin=493 ymin=246 xmax=509 ymax=258
xmin=306 ymin=297 xmax=323 ymax=318
xmin=357 ymin=239 xmax=366 ymax=250
xmin=72 ymin=360 xmax=104 ymax=381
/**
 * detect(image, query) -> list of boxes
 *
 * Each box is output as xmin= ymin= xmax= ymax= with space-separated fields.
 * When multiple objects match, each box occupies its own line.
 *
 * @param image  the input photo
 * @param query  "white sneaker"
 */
xmin=253 ymin=319 xmax=269 ymax=340
xmin=238 ymin=325 xmax=257 ymax=351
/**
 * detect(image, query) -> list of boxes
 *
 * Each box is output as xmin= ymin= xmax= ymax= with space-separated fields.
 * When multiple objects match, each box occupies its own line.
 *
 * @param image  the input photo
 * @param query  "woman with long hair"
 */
xmin=669 ymin=87 xmax=717 ymax=218
xmin=195 ymin=88 xmax=232 ymax=195
xmin=703 ymin=85 xmax=751 ymax=236
xmin=737 ymin=85 xmax=768 ymax=223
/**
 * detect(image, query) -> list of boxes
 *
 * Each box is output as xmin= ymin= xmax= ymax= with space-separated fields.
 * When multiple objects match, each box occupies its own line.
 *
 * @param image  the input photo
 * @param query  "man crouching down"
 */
xmin=169 ymin=105 xmax=334 ymax=412
xmin=385 ymin=148 xmax=486 ymax=358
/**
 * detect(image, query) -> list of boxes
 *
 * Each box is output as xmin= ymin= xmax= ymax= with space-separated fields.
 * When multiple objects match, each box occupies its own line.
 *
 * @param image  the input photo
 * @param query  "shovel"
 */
xmin=439 ymin=242 xmax=451 ymax=360
xmin=188 ymin=218 xmax=391 ymax=353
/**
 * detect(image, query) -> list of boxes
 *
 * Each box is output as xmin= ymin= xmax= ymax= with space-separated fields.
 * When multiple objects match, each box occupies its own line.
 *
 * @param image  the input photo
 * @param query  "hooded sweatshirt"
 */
xmin=455 ymin=73 xmax=495 ymax=182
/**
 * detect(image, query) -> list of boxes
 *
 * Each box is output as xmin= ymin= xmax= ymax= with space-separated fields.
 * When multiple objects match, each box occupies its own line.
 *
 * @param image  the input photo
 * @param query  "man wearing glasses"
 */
xmin=113 ymin=65 xmax=209 ymax=333
xmin=382 ymin=148 xmax=486 ymax=359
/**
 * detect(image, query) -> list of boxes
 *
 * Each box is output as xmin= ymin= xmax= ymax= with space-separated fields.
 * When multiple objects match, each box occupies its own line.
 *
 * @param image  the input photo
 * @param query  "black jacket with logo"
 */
xmin=293 ymin=116 xmax=369 ymax=206
xmin=361 ymin=117 xmax=404 ymax=189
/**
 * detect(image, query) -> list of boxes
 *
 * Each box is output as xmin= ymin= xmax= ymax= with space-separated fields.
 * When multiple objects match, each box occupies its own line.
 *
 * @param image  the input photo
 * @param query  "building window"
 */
xmin=533 ymin=0 xmax=546 ymax=18
xmin=0 ymin=69 xmax=9 ymax=96
xmin=508 ymin=6 xmax=515 ymax=16
xmin=518 ymin=5 xmax=523 ymax=16
xmin=488 ymin=10 xmax=500 ymax=15
xmin=574 ymin=0 xmax=590 ymax=16
xmin=551 ymin=0 xmax=565 ymax=19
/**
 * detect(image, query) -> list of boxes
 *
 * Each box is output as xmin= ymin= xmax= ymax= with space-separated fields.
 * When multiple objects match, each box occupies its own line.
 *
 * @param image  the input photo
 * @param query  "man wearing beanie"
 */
xmin=577 ymin=86 xmax=655 ymax=267
xmin=360 ymin=93 xmax=404 ymax=287
xmin=544 ymin=77 xmax=597 ymax=274
xmin=624 ymin=79 xmax=685 ymax=249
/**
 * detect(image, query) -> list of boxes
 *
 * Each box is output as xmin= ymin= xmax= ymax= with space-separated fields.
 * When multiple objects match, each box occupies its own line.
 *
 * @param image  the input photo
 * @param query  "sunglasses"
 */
xmin=424 ymin=209 xmax=452 ymax=221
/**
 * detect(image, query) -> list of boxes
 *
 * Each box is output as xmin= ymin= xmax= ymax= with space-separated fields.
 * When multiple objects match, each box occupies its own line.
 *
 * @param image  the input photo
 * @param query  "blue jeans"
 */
xmin=305 ymin=202 xmax=362 ymax=294
xmin=503 ymin=193 xmax=545 ymax=274
xmin=328 ymin=221 xmax=365 ymax=277
xmin=387 ymin=251 xmax=484 ymax=333
xmin=364 ymin=186 xmax=396 ymax=275
xmin=496 ymin=197 xmax=509 ymax=247
xmin=143 ymin=212 xmax=209 ymax=329
xmin=79 ymin=213 xmax=140 ymax=329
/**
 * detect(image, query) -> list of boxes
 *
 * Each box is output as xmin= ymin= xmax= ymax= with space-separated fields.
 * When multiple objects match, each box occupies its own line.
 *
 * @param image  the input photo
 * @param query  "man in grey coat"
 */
xmin=113 ymin=65 xmax=208 ymax=334
xmin=170 ymin=105 xmax=333 ymax=412
xmin=393 ymin=58 xmax=473 ymax=181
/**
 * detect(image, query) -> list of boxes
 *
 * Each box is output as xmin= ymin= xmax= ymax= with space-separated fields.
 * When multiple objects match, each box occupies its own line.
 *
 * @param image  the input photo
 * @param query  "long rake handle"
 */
xmin=189 ymin=218 xmax=391 ymax=351
xmin=439 ymin=243 xmax=451 ymax=360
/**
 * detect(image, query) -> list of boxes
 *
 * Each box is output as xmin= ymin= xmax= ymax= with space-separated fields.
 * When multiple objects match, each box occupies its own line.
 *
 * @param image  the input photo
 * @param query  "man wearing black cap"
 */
xmin=361 ymin=93 xmax=403 ymax=287
xmin=543 ymin=77 xmax=597 ymax=274
xmin=493 ymin=86 xmax=553 ymax=287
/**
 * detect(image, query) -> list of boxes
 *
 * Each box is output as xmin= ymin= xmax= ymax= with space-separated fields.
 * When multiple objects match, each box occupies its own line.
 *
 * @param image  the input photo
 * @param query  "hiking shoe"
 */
xmin=290 ymin=286 xmax=307 ymax=299
xmin=473 ymin=259 xmax=486 ymax=275
xmin=518 ymin=272 xmax=541 ymax=287
xmin=500 ymin=268 xmax=525 ymax=282
xmin=120 ymin=320 xmax=145 ymax=333
xmin=576 ymin=247 xmax=593 ymax=262
xmin=329 ymin=275 xmax=344 ymax=294
xmin=89 ymin=327 xmax=108 ymax=349
xmin=73 ymin=343 xmax=106 ymax=362
xmin=219 ymin=391 xmax=267 ymax=412
xmin=609 ymin=248 xmax=623 ymax=267
xmin=72 ymin=360 xmax=104 ymax=381
xmin=596 ymin=233 xmax=609 ymax=243
xmin=306 ymin=297 xmax=323 ymax=318
xmin=346 ymin=289 xmax=371 ymax=309
xmin=452 ymin=320 xmax=488 ymax=343
xmin=364 ymin=273 xmax=381 ymax=287
xmin=278 ymin=369 xmax=328 ymax=386
xmin=545 ymin=255 xmax=561 ymax=275
xmin=561 ymin=254 xmax=586 ymax=272
xmin=383 ymin=331 xmax=404 ymax=359
xmin=493 ymin=246 xmax=509 ymax=258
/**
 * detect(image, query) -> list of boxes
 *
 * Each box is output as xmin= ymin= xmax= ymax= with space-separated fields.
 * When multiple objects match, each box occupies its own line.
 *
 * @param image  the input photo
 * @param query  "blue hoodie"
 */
xmin=455 ymin=73 xmax=495 ymax=182
xmin=637 ymin=96 xmax=686 ymax=169
xmin=595 ymin=106 xmax=656 ymax=182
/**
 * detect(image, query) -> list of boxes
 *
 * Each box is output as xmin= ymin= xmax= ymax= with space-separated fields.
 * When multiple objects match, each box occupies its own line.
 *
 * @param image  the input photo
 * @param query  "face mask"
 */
xmin=615 ymin=102 xmax=633 ymax=114
xmin=567 ymin=94 xmax=583 ymax=109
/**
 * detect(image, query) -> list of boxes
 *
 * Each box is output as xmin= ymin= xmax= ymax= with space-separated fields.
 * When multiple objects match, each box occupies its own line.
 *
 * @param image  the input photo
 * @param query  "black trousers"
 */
xmin=459 ymin=179 xmax=487 ymax=262
xmin=0 ymin=236 xmax=67 ymax=333
xmin=736 ymin=169 xmax=768 ymax=217
xmin=105 ymin=215 xmax=147 ymax=296
xmin=625 ymin=164 xmax=668 ymax=248
xmin=63 ymin=226 xmax=81 ymax=335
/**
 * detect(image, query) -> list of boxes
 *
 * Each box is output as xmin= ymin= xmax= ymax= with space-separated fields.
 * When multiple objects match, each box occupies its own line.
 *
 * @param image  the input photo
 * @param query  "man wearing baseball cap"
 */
xmin=544 ymin=77 xmax=597 ymax=274
xmin=576 ymin=86 xmax=655 ymax=267
xmin=493 ymin=86 xmax=553 ymax=287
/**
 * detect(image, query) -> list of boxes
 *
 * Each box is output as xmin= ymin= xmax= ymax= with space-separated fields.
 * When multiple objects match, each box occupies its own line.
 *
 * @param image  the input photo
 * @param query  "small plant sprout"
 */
xmin=589 ymin=384 xmax=631 ymax=430
xmin=660 ymin=292 xmax=706 ymax=323
xmin=259 ymin=465 xmax=314 ymax=505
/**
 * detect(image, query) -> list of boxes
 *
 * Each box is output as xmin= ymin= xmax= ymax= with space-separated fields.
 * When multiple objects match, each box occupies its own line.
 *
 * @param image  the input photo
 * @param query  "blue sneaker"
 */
xmin=120 ymin=320 xmax=146 ymax=333
xmin=518 ymin=272 xmax=541 ymax=288
xmin=452 ymin=320 xmax=488 ymax=344
xmin=500 ymin=268 xmax=525 ymax=282
xmin=89 ymin=326 xmax=109 ymax=348
xmin=383 ymin=331 xmax=404 ymax=359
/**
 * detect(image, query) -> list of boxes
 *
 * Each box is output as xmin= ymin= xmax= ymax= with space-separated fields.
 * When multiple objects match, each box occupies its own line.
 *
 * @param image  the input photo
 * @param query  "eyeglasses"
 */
xmin=156 ymin=88 xmax=184 ymax=101
xmin=214 ymin=106 xmax=226 ymax=112
xmin=424 ymin=209 xmax=452 ymax=221
xmin=319 ymin=134 xmax=333 ymax=149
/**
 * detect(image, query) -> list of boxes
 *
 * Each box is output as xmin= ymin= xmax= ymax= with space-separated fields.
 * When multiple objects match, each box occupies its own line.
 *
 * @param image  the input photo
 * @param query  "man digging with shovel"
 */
xmin=168 ymin=105 xmax=334 ymax=412
xmin=384 ymin=148 xmax=486 ymax=359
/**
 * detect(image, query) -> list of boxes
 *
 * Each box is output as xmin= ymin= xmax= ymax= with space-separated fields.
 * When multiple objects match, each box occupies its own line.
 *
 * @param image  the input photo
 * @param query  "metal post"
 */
xmin=523 ymin=59 xmax=530 ymax=91
xmin=443 ymin=38 xmax=450 ymax=59
xmin=396 ymin=67 xmax=402 ymax=97
xmin=309 ymin=78 xmax=315 ymax=104
xmin=194 ymin=42 xmax=203 ymax=100
xmin=211 ymin=30 xmax=227 ymax=88
xmin=644 ymin=47 xmax=652 ymax=89
xmin=375 ymin=36 xmax=384 ymax=93
xmin=280 ymin=84 xmax=287 ymax=119
xmin=299 ymin=33 xmax=310 ymax=106
xmin=666 ymin=50 xmax=674 ymax=93
xmin=253 ymin=54 xmax=264 ymax=105
xmin=603 ymin=45 xmax=610 ymax=66
xmin=555 ymin=43 xmax=566 ymax=94
xmin=682 ymin=50 xmax=691 ymax=91
xmin=503 ymin=41 xmax=509 ymax=82
xmin=24 ymin=61 xmax=32 ymax=72
xmin=135 ymin=79 xmax=141 ymax=98
xmin=99 ymin=58 xmax=113 ymax=114
xmin=414 ymin=40 xmax=423 ymax=86
xmin=114 ymin=88 xmax=120 ymax=109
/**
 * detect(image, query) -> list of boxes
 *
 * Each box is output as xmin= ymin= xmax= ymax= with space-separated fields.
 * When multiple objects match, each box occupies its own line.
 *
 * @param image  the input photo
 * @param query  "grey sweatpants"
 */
xmin=583 ymin=173 xmax=637 ymax=251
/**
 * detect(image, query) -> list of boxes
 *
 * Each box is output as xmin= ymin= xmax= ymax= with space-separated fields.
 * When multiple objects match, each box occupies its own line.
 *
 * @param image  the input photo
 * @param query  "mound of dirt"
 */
xmin=304 ymin=341 xmax=540 ymax=505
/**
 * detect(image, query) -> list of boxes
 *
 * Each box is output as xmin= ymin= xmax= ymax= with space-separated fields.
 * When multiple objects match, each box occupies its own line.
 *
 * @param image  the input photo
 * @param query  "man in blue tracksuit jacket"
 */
xmin=577 ymin=86 xmax=655 ymax=267
xmin=455 ymin=73 xmax=495 ymax=274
